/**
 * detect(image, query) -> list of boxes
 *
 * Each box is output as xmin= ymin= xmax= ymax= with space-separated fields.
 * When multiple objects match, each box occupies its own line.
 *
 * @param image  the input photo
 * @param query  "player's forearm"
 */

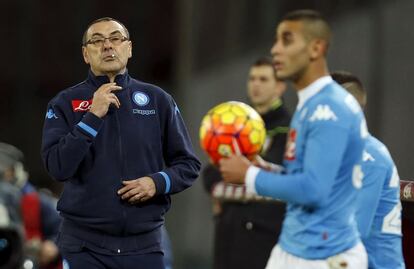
xmin=248 ymin=169 xmax=329 ymax=205
xmin=355 ymin=168 xmax=387 ymax=237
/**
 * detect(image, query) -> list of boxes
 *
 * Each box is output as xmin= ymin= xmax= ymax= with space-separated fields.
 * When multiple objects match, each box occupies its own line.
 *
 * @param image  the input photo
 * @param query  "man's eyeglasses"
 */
xmin=84 ymin=35 xmax=129 ymax=46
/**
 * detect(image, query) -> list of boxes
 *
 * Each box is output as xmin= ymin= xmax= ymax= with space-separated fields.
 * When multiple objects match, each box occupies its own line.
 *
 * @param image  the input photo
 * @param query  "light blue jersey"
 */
xmin=356 ymin=135 xmax=405 ymax=269
xmin=246 ymin=76 xmax=368 ymax=259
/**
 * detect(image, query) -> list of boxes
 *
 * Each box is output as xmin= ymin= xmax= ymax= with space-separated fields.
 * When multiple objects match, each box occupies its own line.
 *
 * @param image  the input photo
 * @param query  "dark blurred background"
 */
xmin=2 ymin=0 xmax=414 ymax=268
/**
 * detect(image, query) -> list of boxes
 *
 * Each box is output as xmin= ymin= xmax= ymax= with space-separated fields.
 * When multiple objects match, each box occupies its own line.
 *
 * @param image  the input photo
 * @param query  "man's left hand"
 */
xmin=218 ymin=154 xmax=251 ymax=184
xmin=38 ymin=240 xmax=59 ymax=266
xmin=118 ymin=177 xmax=156 ymax=204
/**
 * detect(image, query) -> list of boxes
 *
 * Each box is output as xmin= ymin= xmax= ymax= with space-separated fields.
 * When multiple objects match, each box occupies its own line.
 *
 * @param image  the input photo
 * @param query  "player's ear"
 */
xmin=82 ymin=46 xmax=90 ymax=64
xmin=128 ymin=41 xmax=132 ymax=58
xmin=309 ymin=39 xmax=327 ymax=60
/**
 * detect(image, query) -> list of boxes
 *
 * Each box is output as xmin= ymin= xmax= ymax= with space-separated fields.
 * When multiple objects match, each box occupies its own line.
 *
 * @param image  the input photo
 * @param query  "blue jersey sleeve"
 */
xmin=255 ymin=121 xmax=350 ymax=207
xmin=355 ymin=165 xmax=387 ymax=238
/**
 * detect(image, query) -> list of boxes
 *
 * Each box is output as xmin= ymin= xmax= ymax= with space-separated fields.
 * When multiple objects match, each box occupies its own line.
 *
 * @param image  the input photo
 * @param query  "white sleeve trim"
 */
xmin=245 ymin=166 xmax=261 ymax=195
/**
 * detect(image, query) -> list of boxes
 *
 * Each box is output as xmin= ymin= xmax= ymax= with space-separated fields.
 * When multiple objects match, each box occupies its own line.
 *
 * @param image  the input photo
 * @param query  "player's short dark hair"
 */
xmin=331 ymin=70 xmax=367 ymax=107
xmin=282 ymin=9 xmax=324 ymax=22
xmin=331 ymin=71 xmax=363 ymax=88
xmin=251 ymin=57 xmax=276 ymax=79
xmin=282 ymin=9 xmax=331 ymax=50
xmin=82 ymin=17 xmax=130 ymax=45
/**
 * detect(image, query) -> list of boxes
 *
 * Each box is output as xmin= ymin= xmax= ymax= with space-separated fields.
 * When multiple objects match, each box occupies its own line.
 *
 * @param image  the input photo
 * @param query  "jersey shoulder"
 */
xmin=304 ymin=82 xmax=363 ymax=127
xmin=363 ymin=135 xmax=396 ymax=176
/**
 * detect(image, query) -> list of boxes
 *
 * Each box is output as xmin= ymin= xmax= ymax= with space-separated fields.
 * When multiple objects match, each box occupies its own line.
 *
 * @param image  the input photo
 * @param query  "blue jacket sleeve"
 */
xmin=41 ymin=96 xmax=103 ymax=181
xmin=355 ymin=166 xmax=387 ymax=238
xmin=39 ymin=193 xmax=62 ymax=240
xmin=255 ymin=122 xmax=349 ymax=207
xmin=149 ymin=97 xmax=201 ymax=195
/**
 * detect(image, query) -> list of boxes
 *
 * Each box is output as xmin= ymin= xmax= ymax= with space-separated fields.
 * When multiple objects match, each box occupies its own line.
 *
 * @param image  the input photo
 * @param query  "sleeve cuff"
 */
xmin=245 ymin=166 xmax=261 ymax=195
xmin=76 ymin=112 xmax=103 ymax=138
xmin=269 ymin=163 xmax=285 ymax=173
xmin=149 ymin=172 xmax=171 ymax=195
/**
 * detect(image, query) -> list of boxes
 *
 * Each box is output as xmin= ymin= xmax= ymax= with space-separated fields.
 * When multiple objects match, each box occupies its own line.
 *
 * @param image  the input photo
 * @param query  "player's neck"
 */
xmin=294 ymin=60 xmax=329 ymax=91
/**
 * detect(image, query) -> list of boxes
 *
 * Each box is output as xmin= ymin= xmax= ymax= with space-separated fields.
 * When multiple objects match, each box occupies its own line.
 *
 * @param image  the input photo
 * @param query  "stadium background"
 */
xmin=1 ymin=0 xmax=414 ymax=268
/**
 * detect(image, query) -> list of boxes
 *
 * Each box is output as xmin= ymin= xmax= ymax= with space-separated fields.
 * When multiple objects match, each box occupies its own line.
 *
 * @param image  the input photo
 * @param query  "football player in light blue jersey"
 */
xmin=331 ymin=71 xmax=405 ymax=269
xmin=218 ymin=10 xmax=368 ymax=269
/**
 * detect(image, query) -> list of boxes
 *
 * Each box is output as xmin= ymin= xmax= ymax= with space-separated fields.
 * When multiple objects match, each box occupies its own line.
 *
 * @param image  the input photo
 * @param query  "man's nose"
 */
xmin=103 ymin=38 xmax=113 ymax=49
xmin=270 ymin=41 xmax=281 ymax=56
xmin=252 ymin=79 xmax=261 ymax=86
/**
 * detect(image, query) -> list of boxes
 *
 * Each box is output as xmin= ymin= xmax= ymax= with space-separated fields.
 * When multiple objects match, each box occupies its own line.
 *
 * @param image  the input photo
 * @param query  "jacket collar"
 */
xmin=87 ymin=69 xmax=130 ymax=89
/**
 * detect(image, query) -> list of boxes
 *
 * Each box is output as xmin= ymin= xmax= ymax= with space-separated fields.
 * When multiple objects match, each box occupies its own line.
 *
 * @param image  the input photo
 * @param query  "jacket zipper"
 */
xmin=115 ymin=109 xmax=128 ymax=237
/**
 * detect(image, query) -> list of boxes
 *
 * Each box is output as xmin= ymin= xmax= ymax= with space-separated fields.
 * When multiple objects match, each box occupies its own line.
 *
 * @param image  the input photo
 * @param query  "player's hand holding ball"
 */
xmin=218 ymin=153 xmax=250 ymax=184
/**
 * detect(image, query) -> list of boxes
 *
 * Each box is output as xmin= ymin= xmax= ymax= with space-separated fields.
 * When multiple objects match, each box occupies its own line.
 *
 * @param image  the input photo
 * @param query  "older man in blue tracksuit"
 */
xmin=41 ymin=17 xmax=200 ymax=269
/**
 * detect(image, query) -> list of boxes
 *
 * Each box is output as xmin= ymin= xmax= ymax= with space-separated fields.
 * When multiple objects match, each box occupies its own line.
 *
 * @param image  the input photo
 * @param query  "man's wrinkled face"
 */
xmin=82 ymin=20 xmax=132 ymax=76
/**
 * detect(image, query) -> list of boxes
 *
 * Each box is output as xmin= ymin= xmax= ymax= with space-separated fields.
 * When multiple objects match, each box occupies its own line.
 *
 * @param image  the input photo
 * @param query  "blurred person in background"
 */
xmin=0 ymin=162 xmax=24 ymax=269
xmin=219 ymin=10 xmax=368 ymax=268
xmin=202 ymin=57 xmax=290 ymax=269
xmin=41 ymin=17 xmax=200 ymax=269
xmin=0 ymin=142 xmax=61 ymax=269
xmin=331 ymin=71 xmax=405 ymax=269
xmin=0 ymin=199 xmax=24 ymax=269
xmin=402 ymin=191 xmax=414 ymax=269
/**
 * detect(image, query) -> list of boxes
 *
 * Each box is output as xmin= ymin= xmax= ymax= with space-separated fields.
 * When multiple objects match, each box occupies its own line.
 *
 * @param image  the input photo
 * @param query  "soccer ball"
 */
xmin=199 ymin=101 xmax=266 ymax=164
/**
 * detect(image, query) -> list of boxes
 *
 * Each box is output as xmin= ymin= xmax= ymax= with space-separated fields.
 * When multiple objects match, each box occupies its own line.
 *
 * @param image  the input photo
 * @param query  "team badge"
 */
xmin=133 ymin=91 xmax=149 ymax=106
xmin=284 ymin=129 xmax=297 ymax=161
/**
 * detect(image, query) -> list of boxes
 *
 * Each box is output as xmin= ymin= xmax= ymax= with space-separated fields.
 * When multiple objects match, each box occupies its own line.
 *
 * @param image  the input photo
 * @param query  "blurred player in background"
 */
xmin=0 ymin=142 xmax=62 ymax=269
xmin=219 ymin=10 xmax=368 ymax=268
xmin=331 ymin=71 xmax=405 ymax=269
xmin=202 ymin=57 xmax=290 ymax=269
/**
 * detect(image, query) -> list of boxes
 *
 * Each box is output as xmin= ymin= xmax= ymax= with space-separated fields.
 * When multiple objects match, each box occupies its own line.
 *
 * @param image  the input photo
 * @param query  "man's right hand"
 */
xmin=90 ymin=83 xmax=122 ymax=118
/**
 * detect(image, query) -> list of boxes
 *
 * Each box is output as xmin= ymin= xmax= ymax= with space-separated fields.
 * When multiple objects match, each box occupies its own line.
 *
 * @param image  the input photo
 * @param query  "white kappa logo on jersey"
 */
xmin=308 ymin=105 xmax=338 ymax=122
xmin=362 ymin=150 xmax=375 ymax=162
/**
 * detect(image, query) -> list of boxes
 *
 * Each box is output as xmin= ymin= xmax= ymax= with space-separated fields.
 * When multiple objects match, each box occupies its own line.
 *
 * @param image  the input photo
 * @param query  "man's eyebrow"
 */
xmin=90 ymin=33 xmax=104 ymax=38
xmin=109 ymin=30 xmax=124 ymax=36
xmin=89 ymin=30 xmax=123 ymax=38
xmin=281 ymin=30 xmax=293 ymax=39
xmin=275 ymin=29 xmax=293 ymax=41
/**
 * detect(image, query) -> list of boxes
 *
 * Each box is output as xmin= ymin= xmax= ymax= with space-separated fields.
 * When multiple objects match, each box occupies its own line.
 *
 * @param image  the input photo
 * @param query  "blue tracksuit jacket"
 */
xmin=41 ymin=70 xmax=200 ymax=254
